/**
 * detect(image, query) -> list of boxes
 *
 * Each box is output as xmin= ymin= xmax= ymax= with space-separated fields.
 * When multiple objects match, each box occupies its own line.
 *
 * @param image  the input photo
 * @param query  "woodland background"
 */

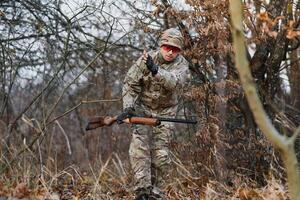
xmin=0 ymin=0 xmax=300 ymax=199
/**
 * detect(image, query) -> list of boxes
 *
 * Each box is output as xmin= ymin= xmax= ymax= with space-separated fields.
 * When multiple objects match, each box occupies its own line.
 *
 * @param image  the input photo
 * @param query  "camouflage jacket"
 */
xmin=122 ymin=50 xmax=190 ymax=114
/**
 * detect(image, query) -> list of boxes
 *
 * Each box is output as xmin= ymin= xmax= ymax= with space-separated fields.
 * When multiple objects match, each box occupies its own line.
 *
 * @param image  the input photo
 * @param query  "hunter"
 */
xmin=117 ymin=28 xmax=191 ymax=200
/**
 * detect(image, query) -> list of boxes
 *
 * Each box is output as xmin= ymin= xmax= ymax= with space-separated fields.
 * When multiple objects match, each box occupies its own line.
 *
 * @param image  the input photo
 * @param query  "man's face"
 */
xmin=160 ymin=44 xmax=181 ymax=62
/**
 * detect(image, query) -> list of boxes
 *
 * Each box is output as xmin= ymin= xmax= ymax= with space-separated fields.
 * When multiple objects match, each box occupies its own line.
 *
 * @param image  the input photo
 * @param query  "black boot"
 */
xmin=135 ymin=193 xmax=149 ymax=200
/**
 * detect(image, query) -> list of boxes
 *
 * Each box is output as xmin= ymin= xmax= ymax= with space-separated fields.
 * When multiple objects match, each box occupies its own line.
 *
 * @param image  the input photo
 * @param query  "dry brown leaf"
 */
xmin=257 ymin=12 xmax=269 ymax=21
xmin=287 ymin=29 xmax=300 ymax=39
xmin=13 ymin=183 xmax=30 ymax=199
xmin=239 ymin=188 xmax=263 ymax=200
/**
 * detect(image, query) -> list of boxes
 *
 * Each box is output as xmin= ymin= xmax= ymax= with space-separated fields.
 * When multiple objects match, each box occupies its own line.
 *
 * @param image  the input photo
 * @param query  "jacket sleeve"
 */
xmin=122 ymin=57 xmax=145 ymax=108
xmin=156 ymin=59 xmax=191 ymax=91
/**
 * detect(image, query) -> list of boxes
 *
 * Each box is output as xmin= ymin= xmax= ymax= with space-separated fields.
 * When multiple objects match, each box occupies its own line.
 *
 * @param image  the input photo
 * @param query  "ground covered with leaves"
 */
xmin=0 ymin=158 xmax=289 ymax=200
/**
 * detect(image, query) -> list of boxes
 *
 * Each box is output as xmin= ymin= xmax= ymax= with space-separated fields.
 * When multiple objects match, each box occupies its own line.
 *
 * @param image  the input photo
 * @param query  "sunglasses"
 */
xmin=161 ymin=45 xmax=181 ymax=53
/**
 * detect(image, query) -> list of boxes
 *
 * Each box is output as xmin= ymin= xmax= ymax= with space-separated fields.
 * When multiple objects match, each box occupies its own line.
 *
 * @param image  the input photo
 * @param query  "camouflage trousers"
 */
xmin=129 ymin=120 xmax=174 ymax=198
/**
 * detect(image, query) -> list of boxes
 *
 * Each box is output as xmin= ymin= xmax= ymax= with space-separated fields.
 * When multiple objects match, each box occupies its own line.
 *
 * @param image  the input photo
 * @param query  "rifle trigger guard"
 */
xmin=155 ymin=120 xmax=161 ymax=126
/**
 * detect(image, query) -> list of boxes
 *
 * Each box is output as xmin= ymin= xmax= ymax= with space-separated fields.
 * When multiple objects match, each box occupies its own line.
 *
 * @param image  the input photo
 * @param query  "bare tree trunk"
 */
xmin=229 ymin=1 xmax=300 ymax=199
xmin=288 ymin=49 xmax=300 ymax=109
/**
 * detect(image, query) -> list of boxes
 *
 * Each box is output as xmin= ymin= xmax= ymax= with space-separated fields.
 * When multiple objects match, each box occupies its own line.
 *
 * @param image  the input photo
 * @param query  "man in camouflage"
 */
xmin=117 ymin=28 xmax=191 ymax=200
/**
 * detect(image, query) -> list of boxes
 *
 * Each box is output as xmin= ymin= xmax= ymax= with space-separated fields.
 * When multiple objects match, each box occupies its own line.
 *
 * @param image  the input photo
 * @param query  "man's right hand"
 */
xmin=142 ymin=50 xmax=158 ymax=76
xmin=145 ymin=55 xmax=158 ymax=76
xmin=116 ymin=107 xmax=136 ymax=124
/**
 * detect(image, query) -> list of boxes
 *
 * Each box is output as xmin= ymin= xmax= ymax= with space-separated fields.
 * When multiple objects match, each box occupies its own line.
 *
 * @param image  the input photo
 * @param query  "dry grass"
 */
xmin=0 ymin=148 xmax=289 ymax=200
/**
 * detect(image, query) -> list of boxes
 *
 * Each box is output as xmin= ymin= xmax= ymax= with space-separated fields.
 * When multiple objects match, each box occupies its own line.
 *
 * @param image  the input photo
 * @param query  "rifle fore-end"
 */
xmin=128 ymin=117 xmax=160 ymax=126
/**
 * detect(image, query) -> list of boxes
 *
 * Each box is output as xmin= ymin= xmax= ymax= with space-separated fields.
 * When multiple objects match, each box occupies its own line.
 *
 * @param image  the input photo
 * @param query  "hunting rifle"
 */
xmin=86 ymin=115 xmax=197 ymax=131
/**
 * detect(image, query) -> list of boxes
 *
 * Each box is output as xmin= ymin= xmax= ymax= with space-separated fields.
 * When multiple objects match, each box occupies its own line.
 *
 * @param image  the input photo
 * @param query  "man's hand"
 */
xmin=116 ymin=107 xmax=136 ymax=124
xmin=142 ymin=51 xmax=158 ymax=76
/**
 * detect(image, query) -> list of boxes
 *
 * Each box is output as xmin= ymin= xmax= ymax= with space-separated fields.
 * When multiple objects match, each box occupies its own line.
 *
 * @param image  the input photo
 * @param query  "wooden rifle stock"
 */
xmin=85 ymin=116 xmax=117 ymax=130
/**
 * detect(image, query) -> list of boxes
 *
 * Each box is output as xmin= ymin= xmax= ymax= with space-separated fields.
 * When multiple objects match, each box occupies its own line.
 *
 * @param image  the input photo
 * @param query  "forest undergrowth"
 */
xmin=0 ymin=149 xmax=289 ymax=200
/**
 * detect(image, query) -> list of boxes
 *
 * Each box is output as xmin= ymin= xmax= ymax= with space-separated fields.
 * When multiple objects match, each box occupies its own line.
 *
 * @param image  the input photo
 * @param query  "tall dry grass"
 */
xmin=0 ymin=144 xmax=288 ymax=200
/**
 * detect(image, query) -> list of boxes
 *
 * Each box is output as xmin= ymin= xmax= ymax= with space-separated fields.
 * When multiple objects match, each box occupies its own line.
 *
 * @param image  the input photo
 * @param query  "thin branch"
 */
xmin=288 ymin=126 xmax=300 ymax=144
xmin=0 ymin=28 xmax=134 ymax=174
xmin=0 ymin=33 xmax=54 ymax=43
xmin=7 ymin=19 xmax=73 ymax=131
xmin=55 ymin=120 xmax=72 ymax=155
xmin=46 ymin=98 xmax=121 ymax=125
xmin=44 ymin=19 xmax=115 ymax=122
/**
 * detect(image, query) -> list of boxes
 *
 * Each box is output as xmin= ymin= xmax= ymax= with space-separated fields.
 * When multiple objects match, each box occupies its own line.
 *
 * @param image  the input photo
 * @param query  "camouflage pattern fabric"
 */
xmin=129 ymin=119 xmax=174 ymax=199
xmin=122 ymin=50 xmax=190 ymax=112
xmin=159 ymin=28 xmax=184 ymax=50
xmin=122 ymin=50 xmax=190 ymax=198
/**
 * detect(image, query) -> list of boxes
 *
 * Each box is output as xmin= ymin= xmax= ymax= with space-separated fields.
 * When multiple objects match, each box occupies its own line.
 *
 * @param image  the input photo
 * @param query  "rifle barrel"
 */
xmin=157 ymin=117 xmax=197 ymax=124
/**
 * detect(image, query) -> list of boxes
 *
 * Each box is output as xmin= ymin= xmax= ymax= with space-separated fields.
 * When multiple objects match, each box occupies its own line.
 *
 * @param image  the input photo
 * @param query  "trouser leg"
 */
xmin=129 ymin=124 xmax=152 ymax=195
xmin=151 ymin=122 xmax=173 ymax=198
